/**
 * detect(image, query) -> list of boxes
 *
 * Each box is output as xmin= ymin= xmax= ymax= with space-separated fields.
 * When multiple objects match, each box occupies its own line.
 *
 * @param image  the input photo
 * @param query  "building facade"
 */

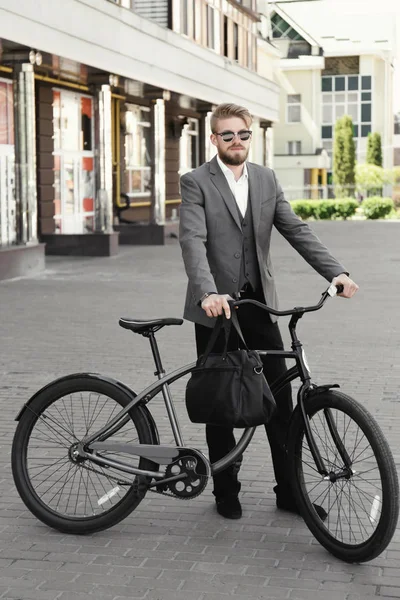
xmin=268 ymin=2 xmax=395 ymax=200
xmin=0 ymin=0 xmax=280 ymax=278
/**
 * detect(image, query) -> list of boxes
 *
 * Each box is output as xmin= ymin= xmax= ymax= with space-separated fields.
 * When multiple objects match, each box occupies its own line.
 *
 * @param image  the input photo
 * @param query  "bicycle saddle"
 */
xmin=119 ymin=317 xmax=183 ymax=335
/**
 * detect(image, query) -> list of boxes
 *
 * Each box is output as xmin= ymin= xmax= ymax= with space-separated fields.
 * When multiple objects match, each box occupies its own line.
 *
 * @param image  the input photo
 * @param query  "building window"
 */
xmin=321 ymin=73 xmax=373 ymax=159
xmin=233 ymin=22 xmax=239 ymax=62
xmin=0 ymin=79 xmax=14 ymax=145
xmin=173 ymin=0 xmax=257 ymax=70
xmin=207 ymin=4 xmax=215 ymax=49
xmin=361 ymin=103 xmax=371 ymax=123
xmin=361 ymin=124 xmax=372 ymax=137
xmin=322 ymin=78 xmax=332 ymax=92
xmin=362 ymin=76 xmax=372 ymax=90
xmin=124 ymin=104 xmax=152 ymax=197
xmin=348 ymin=76 xmax=358 ymax=90
xmin=288 ymin=141 xmax=301 ymax=155
xmin=394 ymin=114 xmax=400 ymax=135
xmin=271 ymin=12 xmax=305 ymax=40
xmin=287 ymin=94 xmax=301 ymax=123
xmin=322 ymin=126 xmax=333 ymax=139
xmin=180 ymin=0 xmax=189 ymax=35
xmin=223 ymin=15 xmax=229 ymax=57
xmin=335 ymin=77 xmax=345 ymax=92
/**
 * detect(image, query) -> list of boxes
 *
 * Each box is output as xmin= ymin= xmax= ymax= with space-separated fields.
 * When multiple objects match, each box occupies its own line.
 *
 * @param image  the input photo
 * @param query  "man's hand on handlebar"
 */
xmin=201 ymin=294 xmax=232 ymax=319
xmin=332 ymin=273 xmax=359 ymax=298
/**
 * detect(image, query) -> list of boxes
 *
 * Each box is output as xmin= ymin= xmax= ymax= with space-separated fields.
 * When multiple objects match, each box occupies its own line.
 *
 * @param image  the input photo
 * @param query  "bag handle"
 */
xmin=198 ymin=306 xmax=249 ymax=367
xmin=198 ymin=316 xmax=229 ymax=366
xmin=228 ymin=309 xmax=249 ymax=350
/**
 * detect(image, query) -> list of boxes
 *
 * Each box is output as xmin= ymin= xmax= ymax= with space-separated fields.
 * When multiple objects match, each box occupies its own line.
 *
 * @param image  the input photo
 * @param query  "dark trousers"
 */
xmin=195 ymin=288 xmax=293 ymax=500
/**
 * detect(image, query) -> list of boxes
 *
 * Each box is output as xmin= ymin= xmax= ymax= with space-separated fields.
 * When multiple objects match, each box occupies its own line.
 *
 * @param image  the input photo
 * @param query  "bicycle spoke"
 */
xmin=298 ymin=403 xmax=386 ymax=547
xmin=28 ymin=456 xmax=69 ymax=480
xmin=24 ymin=388 xmax=145 ymax=519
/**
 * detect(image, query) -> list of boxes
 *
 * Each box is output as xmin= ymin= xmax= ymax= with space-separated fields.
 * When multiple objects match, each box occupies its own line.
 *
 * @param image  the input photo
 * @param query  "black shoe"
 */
xmin=274 ymin=486 xmax=327 ymax=521
xmin=216 ymin=496 xmax=242 ymax=520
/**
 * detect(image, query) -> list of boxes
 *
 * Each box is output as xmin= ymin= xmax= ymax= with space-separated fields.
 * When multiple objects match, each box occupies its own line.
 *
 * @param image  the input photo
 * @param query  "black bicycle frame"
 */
xmin=79 ymin=288 xmax=343 ymax=479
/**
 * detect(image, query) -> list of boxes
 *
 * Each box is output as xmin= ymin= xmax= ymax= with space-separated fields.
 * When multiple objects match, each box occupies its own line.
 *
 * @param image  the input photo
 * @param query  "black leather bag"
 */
xmin=185 ymin=313 xmax=276 ymax=428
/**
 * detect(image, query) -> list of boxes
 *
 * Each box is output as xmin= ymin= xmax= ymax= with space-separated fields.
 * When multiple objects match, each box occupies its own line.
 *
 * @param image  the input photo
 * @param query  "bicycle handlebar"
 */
xmin=230 ymin=284 xmax=344 ymax=317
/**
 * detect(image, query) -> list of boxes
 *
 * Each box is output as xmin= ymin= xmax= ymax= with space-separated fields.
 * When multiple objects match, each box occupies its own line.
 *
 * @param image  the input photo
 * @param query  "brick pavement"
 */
xmin=0 ymin=221 xmax=399 ymax=600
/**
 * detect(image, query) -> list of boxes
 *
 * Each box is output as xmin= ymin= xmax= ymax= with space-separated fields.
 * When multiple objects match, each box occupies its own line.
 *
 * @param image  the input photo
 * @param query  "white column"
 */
xmin=95 ymin=84 xmax=113 ymax=233
xmin=249 ymin=118 xmax=262 ymax=165
xmin=205 ymin=111 xmax=217 ymax=162
xmin=153 ymin=98 xmax=166 ymax=225
xmin=13 ymin=63 xmax=37 ymax=244
xmin=266 ymin=126 xmax=274 ymax=169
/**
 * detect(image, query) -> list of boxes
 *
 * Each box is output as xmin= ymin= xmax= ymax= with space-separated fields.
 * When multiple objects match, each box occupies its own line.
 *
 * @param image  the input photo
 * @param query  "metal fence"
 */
xmin=282 ymin=184 xmax=393 ymax=202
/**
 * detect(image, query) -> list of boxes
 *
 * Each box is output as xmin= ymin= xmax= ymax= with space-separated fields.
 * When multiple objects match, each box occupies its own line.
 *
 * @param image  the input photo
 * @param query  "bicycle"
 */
xmin=11 ymin=284 xmax=399 ymax=563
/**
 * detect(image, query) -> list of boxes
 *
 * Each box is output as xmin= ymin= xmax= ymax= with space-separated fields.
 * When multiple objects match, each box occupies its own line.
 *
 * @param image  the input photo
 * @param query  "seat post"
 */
xmin=147 ymin=330 xmax=184 ymax=447
xmin=148 ymin=331 xmax=165 ymax=376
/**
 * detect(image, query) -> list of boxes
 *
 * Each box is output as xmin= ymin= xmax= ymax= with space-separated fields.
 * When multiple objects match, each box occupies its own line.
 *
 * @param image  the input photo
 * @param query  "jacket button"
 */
xmin=232 ymin=277 xmax=238 ymax=283
xmin=234 ymin=252 xmax=241 ymax=258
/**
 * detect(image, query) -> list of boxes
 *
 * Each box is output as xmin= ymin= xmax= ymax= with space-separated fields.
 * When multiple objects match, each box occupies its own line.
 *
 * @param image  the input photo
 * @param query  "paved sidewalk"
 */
xmin=0 ymin=221 xmax=399 ymax=600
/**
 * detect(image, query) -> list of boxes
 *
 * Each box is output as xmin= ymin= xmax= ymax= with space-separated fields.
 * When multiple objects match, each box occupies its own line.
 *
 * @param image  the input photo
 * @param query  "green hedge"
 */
xmin=361 ymin=197 xmax=394 ymax=219
xmin=290 ymin=198 xmax=359 ymax=220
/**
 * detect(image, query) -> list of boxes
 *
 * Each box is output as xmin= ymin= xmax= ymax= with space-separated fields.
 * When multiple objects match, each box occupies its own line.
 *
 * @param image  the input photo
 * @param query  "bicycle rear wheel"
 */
xmin=12 ymin=375 xmax=158 ymax=534
xmin=288 ymin=390 xmax=399 ymax=562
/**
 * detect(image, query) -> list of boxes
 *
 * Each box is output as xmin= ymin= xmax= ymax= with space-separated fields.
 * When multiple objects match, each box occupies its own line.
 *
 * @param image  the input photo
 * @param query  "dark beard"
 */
xmin=219 ymin=147 xmax=249 ymax=166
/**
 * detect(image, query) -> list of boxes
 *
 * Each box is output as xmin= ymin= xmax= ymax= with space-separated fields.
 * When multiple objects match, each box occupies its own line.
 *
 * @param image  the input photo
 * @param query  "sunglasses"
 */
xmin=215 ymin=130 xmax=252 ymax=143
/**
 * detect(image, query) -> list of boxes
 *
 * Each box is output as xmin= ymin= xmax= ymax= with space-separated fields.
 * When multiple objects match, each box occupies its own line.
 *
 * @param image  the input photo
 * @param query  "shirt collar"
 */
xmin=216 ymin=155 xmax=248 ymax=181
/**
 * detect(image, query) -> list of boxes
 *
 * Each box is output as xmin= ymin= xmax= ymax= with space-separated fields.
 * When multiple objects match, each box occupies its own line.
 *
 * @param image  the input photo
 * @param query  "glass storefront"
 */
xmin=53 ymin=89 xmax=95 ymax=233
xmin=0 ymin=78 xmax=16 ymax=246
xmin=124 ymin=104 xmax=152 ymax=198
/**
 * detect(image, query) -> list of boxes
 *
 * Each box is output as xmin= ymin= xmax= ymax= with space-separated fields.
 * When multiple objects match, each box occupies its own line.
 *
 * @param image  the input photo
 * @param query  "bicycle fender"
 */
xmin=308 ymin=383 xmax=340 ymax=395
xmin=15 ymin=372 xmax=160 ymax=444
xmin=286 ymin=383 xmax=341 ymax=448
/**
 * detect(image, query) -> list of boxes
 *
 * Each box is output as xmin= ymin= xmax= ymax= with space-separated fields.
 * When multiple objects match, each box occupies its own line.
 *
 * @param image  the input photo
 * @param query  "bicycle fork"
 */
xmin=298 ymin=384 xmax=354 ymax=481
xmin=289 ymin=311 xmax=354 ymax=482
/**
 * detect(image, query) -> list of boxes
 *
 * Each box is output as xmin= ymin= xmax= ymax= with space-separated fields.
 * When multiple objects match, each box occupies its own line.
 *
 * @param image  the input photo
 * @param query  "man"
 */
xmin=179 ymin=103 xmax=358 ymax=520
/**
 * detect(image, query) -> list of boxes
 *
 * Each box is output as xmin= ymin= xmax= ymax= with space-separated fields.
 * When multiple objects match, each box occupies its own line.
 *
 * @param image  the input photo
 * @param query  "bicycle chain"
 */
xmin=77 ymin=463 xmax=137 ymax=487
xmin=148 ymin=475 xmax=208 ymax=500
xmin=78 ymin=461 xmax=206 ymax=500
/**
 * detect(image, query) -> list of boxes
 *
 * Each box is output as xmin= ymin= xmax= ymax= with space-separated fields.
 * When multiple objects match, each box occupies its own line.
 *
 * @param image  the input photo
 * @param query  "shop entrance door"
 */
xmin=0 ymin=78 xmax=16 ymax=246
xmin=0 ymin=146 xmax=16 ymax=245
xmin=53 ymin=89 xmax=95 ymax=234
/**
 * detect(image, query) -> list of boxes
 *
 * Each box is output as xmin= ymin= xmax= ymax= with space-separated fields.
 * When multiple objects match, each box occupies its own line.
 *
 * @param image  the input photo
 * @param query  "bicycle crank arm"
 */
xmin=148 ymin=473 xmax=187 ymax=488
xmin=87 ymin=442 xmax=180 ymax=465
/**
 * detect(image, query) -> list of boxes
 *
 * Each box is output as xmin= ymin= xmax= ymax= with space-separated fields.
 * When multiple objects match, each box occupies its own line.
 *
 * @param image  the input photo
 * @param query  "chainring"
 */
xmin=154 ymin=448 xmax=210 ymax=499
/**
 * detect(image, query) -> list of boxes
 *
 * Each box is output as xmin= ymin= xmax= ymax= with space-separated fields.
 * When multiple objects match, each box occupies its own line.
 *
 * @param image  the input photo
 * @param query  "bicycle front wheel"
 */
xmin=12 ymin=375 xmax=158 ymax=534
xmin=288 ymin=390 xmax=399 ymax=563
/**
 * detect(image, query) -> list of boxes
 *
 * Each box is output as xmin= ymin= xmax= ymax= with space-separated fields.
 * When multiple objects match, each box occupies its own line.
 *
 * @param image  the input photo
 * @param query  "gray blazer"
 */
xmin=179 ymin=156 xmax=347 ymax=327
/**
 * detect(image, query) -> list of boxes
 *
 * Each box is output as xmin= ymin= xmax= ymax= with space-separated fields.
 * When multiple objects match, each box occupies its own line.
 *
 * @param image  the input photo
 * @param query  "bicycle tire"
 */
xmin=12 ymin=375 xmax=159 ymax=534
xmin=287 ymin=390 xmax=399 ymax=562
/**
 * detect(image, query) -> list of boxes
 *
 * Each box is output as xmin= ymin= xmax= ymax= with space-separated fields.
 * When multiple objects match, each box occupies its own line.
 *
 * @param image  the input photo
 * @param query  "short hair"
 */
xmin=210 ymin=103 xmax=253 ymax=133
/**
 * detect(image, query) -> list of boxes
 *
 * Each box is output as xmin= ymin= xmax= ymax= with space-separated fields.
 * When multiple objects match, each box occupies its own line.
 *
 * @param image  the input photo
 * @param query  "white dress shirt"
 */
xmin=216 ymin=155 xmax=248 ymax=218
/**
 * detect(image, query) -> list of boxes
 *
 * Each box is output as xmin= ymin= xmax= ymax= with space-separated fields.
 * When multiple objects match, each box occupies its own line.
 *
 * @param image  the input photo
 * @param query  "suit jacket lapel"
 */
xmin=209 ymin=156 xmax=242 ymax=231
xmin=247 ymin=162 xmax=261 ymax=238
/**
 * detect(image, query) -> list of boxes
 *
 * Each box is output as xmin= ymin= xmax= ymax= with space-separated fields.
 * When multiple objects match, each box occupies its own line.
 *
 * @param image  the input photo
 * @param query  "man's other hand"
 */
xmin=201 ymin=294 xmax=233 ymax=319
xmin=332 ymin=274 xmax=359 ymax=298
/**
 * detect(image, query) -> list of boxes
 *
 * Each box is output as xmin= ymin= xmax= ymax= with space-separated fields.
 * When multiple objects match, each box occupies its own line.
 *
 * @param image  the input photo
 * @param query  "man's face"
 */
xmin=210 ymin=117 xmax=252 ymax=166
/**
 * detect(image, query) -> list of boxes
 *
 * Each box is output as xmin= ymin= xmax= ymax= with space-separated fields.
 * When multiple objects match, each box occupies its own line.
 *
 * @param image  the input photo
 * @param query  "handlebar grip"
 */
xmin=336 ymin=284 xmax=344 ymax=294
